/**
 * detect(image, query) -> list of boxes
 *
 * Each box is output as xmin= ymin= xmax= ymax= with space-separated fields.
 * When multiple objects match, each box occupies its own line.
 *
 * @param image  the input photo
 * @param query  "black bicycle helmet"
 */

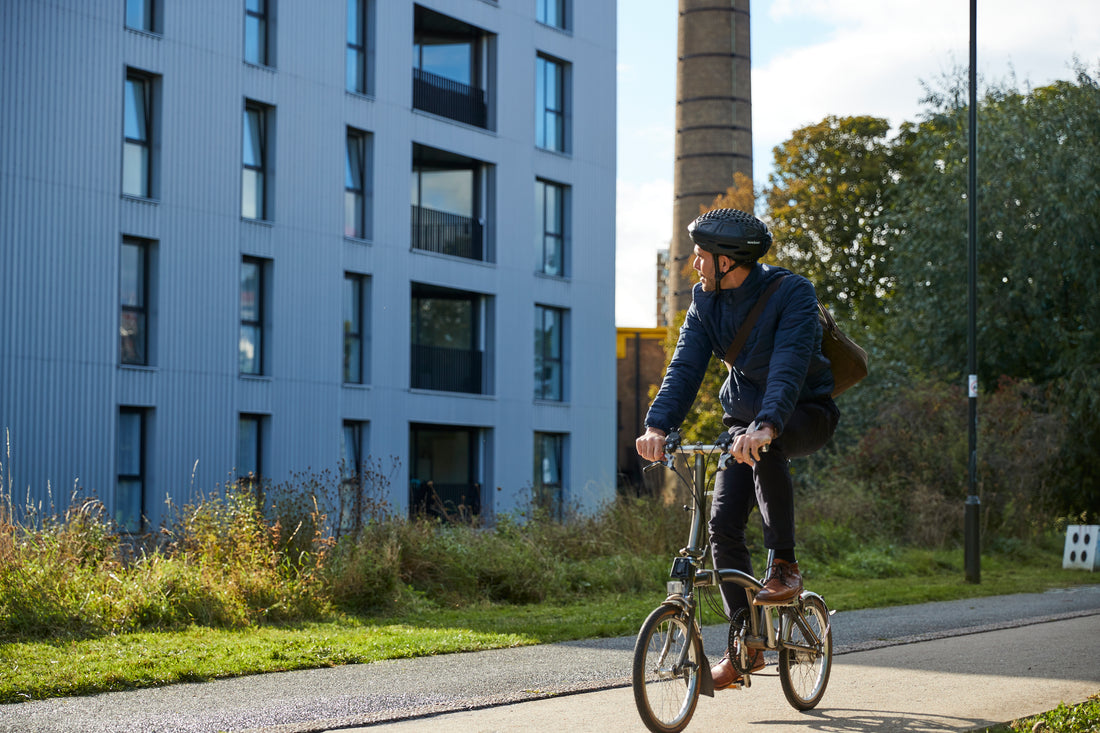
xmin=687 ymin=208 xmax=773 ymax=263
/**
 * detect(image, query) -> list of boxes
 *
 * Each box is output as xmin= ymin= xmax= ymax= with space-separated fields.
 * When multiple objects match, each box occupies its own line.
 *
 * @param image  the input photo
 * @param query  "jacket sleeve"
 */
xmin=644 ymin=305 xmax=713 ymax=434
xmin=755 ymin=277 xmax=819 ymax=434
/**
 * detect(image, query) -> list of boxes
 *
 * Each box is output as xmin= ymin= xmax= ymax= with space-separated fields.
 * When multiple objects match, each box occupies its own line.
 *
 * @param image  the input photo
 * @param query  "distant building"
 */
xmin=656 ymin=247 xmax=671 ymax=328
xmin=0 ymin=0 xmax=617 ymax=529
xmin=616 ymin=327 xmax=668 ymax=495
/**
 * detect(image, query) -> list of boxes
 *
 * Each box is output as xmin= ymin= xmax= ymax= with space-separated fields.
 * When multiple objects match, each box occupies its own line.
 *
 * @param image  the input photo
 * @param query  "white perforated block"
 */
xmin=1062 ymin=525 xmax=1100 ymax=571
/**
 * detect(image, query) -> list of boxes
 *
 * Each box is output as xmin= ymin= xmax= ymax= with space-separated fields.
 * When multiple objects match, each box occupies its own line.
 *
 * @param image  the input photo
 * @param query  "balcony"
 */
xmin=410 ymin=480 xmax=481 ymax=519
xmin=411 ymin=204 xmax=483 ymax=260
xmin=411 ymin=343 xmax=483 ymax=394
xmin=413 ymin=67 xmax=487 ymax=128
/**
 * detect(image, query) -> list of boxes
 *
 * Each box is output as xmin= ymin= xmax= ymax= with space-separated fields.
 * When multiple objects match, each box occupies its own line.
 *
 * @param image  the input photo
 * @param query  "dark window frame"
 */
xmin=238 ymin=413 xmax=264 ymax=489
xmin=117 ymin=407 xmax=146 ymax=533
xmin=343 ymin=272 xmax=365 ymax=384
xmin=533 ymin=431 xmax=565 ymax=520
xmin=123 ymin=70 xmax=153 ymax=198
xmin=346 ymin=0 xmax=369 ymax=94
xmin=120 ymin=237 xmax=150 ymax=366
xmin=345 ymin=128 xmax=370 ymax=239
xmin=242 ymin=101 xmax=269 ymax=220
xmin=125 ymin=0 xmax=158 ymax=33
xmin=536 ymin=0 xmax=568 ymax=30
xmin=536 ymin=53 xmax=567 ymax=152
xmin=534 ymin=304 xmax=564 ymax=401
xmin=536 ymin=178 xmax=567 ymax=277
xmin=244 ymin=0 xmax=271 ymax=66
xmin=339 ymin=420 xmax=365 ymax=537
xmin=240 ymin=256 xmax=266 ymax=375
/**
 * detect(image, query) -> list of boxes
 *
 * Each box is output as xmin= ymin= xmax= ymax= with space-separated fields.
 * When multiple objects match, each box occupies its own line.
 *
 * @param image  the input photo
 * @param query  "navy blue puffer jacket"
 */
xmin=644 ymin=264 xmax=834 ymax=436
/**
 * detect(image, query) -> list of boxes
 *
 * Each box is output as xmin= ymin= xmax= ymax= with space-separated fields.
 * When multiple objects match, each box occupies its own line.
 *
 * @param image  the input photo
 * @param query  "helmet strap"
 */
xmin=713 ymin=254 xmax=731 ymax=294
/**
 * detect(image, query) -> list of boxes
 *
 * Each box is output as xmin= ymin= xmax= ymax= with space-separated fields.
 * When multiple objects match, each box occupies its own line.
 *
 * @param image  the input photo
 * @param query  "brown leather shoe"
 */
xmin=711 ymin=648 xmax=765 ymax=690
xmin=753 ymin=559 xmax=802 ymax=605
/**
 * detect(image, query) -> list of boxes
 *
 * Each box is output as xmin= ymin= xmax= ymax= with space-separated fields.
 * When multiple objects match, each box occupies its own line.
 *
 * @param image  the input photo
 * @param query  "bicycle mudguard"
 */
xmin=699 ymin=650 xmax=715 ymax=697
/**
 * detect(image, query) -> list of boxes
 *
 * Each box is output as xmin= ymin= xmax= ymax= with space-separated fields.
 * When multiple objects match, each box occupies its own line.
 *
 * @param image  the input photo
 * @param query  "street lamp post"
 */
xmin=965 ymin=0 xmax=981 ymax=584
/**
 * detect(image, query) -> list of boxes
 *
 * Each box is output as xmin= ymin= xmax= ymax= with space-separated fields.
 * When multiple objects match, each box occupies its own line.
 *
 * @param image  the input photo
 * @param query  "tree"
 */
xmin=764 ymin=116 xmax=903 ymax=330
xmin=887 ymin=64 xmax=1100 ymax=513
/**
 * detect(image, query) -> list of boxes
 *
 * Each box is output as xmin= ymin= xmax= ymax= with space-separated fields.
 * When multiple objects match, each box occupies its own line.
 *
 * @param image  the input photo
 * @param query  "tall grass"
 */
xmin=0 ymin=460 xmax=688 ymax=642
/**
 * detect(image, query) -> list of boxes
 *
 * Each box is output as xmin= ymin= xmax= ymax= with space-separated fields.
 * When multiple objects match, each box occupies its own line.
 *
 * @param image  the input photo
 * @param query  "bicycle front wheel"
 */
xmin=632 ymin=604 xmax=703 ymax=733
xmin=778 ymin=594 xmax=832 ymax=710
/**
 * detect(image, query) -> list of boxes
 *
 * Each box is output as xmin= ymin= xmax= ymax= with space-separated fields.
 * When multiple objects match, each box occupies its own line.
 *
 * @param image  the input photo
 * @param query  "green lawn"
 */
xmin=1 ymin=559 xmax=1095 ymax=705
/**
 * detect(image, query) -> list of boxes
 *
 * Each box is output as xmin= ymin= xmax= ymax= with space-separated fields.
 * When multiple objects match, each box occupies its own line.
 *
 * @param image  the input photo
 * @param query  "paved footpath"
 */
xmin=0 ymin=586 xmax=1097 ymax=733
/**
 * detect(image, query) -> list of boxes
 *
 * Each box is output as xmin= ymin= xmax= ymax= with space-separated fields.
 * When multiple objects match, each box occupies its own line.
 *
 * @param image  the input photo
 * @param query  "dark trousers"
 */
xmin=710 ymin=399 xmax=839 ymax=616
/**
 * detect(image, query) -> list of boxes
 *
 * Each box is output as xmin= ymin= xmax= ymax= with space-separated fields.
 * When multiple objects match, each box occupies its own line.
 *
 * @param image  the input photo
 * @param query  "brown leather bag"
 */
xmin=723 ymin=275 xmax=868 ymax=397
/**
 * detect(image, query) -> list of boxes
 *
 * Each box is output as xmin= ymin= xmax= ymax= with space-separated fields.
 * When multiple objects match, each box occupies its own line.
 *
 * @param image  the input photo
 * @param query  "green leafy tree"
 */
xmin=764 ymin=115 xmax=903 ymax=330
xmin=887 ymin=64 xmax=1100 ymax=512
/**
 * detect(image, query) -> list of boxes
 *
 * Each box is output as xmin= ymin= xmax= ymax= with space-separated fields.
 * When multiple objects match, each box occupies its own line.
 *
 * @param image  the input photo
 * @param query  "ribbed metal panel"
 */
xmin=1 ymin=0 xmax=617 ymax=523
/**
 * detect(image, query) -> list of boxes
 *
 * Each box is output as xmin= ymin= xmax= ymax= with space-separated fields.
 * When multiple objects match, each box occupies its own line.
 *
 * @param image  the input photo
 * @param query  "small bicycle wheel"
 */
xmin=778 ymin=595 xmax=832 ymax=710
xmin=632 ymin=604 xmax=703 ymax=733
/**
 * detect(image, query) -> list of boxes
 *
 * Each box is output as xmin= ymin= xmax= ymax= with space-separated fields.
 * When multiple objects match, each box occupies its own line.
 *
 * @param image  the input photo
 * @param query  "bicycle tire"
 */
xmin=778 ymin=595 xmax=832 ymax=710
xmin=632 ymin=604 xmax=703 ymax=733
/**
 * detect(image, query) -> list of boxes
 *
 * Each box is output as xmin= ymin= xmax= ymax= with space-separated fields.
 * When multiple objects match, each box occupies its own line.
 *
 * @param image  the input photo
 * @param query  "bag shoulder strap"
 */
xmin=722 ymin=275 xmax=788 ymax=367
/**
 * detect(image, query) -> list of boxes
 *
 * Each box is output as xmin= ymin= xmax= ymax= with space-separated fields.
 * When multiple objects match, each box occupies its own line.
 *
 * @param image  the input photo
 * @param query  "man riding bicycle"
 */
xmin=635 ymin=208 xmax=839 ymax=690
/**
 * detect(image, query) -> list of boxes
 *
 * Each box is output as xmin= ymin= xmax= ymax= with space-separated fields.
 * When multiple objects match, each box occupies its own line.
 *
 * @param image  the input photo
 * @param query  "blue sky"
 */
xmin=615 ymin=0 xmax=1100 ymax=327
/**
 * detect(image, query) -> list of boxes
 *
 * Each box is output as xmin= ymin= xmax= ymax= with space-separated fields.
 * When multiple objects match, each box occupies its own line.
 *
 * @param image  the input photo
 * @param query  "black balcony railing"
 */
xmin=411 ymin=480 xmax=481 ymax=519
xmin=411 ymin=343 xmax=483 ymax=394
xmin=411 ymin=204 xmax=483 ymax=261
xmin=413 ymin=67 xmax=487 ymax=128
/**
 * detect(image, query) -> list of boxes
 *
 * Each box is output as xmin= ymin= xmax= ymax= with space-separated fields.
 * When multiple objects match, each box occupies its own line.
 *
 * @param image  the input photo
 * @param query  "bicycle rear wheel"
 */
xmin=632 ymin=604 xmax=703 ymax=733
xmin=778 ymin=595 xmax=832 ymax=710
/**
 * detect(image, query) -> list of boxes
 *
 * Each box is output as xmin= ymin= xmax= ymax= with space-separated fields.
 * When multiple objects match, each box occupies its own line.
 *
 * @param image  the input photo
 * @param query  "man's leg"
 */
xmin=753 ymin=400 xmax=839 ymax=602
xmin=709 ymin=459 xmax=756 ymax=617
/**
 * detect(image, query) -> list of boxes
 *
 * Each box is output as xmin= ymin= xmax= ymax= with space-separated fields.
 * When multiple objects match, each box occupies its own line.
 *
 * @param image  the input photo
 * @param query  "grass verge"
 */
xmin=1 ymin=557 xmax=1095 ymax=705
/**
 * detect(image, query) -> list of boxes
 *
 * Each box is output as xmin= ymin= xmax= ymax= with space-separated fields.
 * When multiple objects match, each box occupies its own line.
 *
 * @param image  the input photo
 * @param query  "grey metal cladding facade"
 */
xmin=0 ymin=0 xmax=618 ymax=527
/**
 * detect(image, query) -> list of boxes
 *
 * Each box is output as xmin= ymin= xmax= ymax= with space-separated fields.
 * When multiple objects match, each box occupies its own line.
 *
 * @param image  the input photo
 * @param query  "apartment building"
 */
xmin=0 ymin=0 xmax=617 ymax=529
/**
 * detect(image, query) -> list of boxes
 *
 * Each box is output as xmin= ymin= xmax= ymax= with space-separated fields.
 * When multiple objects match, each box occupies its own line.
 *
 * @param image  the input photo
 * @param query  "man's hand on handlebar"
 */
xmin=635 ymin=426 xmax=668 ymax=463
xmin=729 ymin=422 xmax=775 ymax=467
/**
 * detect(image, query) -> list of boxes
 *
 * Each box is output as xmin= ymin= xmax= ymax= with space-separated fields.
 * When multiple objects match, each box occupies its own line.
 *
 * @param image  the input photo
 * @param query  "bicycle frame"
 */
xmin=660 ymin=444 xmax=829 ymax=662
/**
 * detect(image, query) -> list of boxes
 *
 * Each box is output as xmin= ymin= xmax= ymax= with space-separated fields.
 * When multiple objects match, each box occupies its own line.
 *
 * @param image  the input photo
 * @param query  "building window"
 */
xmin=240 ymin=257 xmax=266 ymax=375
xmin=411 ymin=144 xmax=487 ymax=261
xmin=123 ymin=71 xmax=154 ymax=198
xmin=411 ymin=284 xmax=486 ymax=395
xmin=536 ymin=54 xmax=568 ymax=152
xmin=244 ymin=0 xmax=271 ymax=66
xmin=536 ymin=0 xmax=567 ymax=30
xmin=535 ymin=305 xmax=565 ymax=401
xmin=345 ymin=128 xmax=371 ymax=239
xmin=410 ymin=423 xmax=481 ymax=520
xmin=343 ymin=273 xmax=367 ymax=384
xmin=242 ymin=101 xmax=270 ymax=220
xmin=238 ymin=413 xmax=264 ymax=491
xmin=339 ymin=420 xmax=365 ymax=536
xmin=412 ymin=6 xmax=490 ymax=128
xmin=120 ymin=237 xmax=151 ymax=365
xmin=117 ymin=407 xmax=146 ymax=532
xmin=346 ymin=0 xmax=371 ymax=94
xmin=536 ymin=179 xmax=568 ymax=276
xmin=126 ymin=0 xmax=157 ymax=33
xmin=533 ymin=432 xmax=565 ymax=519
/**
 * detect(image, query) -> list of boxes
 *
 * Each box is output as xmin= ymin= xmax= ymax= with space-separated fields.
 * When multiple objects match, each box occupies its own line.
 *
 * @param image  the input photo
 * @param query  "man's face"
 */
xmin=693 ymin=245 xmax=722 ymax=291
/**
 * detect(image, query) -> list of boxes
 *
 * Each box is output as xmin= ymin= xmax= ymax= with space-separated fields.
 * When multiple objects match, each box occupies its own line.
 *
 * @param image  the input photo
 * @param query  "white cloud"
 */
xmin=615 ymin=178 xmax=673 ymax=327
xmin=751 ymin=0 xmax=1100 ymax=178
